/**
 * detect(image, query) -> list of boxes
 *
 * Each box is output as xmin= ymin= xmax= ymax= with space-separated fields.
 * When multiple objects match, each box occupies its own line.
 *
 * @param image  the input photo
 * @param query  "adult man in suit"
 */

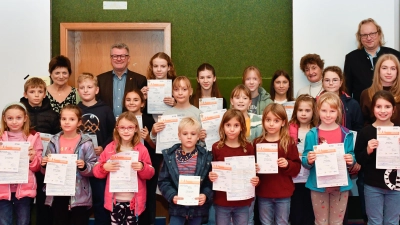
xmin=97 ymin=43 xmax=147 ymax=117
xmin=344 ymin=18 xmax=400 ymax=103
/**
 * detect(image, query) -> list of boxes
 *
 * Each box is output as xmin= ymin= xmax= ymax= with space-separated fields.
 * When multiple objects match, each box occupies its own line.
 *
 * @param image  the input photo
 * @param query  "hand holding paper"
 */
xmin=103 ymin=161 xmax=120 ymax=172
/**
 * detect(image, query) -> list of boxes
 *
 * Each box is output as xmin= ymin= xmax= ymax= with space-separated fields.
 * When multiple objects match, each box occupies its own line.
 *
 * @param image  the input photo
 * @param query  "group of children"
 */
xmin=1 ymin=51 xmax=399 ymax=225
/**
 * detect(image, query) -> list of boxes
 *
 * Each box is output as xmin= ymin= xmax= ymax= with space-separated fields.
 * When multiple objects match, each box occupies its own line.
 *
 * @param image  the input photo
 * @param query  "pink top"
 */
xmin=59 ymin=134 xmax=81 ymax=154
xmin=319 ymin=126 xmax=342 ymax=144
xmin=8 ymin=131 xmax=27 ymax=192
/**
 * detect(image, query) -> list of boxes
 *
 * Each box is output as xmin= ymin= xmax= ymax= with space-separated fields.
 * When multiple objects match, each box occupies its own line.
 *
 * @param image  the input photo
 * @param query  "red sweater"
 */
xmin=254 ymin=138 xmax=301 ymax=198
xmin=212 ymin=142 xmax=255 ymax=207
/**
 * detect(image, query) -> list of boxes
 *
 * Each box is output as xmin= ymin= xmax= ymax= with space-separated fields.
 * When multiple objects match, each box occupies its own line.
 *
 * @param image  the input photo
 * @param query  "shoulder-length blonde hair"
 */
xmin=289 ymin=94 xmax=318 ymax=128
xmin=1 ymin=103 xmax=30 ymax=137
xmin=113 ymin=111 xmax=141 ymax=153
xmin=367 ymin=54 xmax=400 ymax=103
xmin=217 ymin=109 xmax=249 ymax=151
xmin=316 ymin=92 xmax=343 ymax=125
xmin=255 ymin=103 xmax=293 ymax=154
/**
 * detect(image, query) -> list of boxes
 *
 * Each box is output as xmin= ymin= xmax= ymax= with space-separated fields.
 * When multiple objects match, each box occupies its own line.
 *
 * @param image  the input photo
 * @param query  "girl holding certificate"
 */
xmin=141 ymin=52 xmax=177 ymax=119
xmin=288 ymin=94 xmax=318 ymax=225
xmin=269 ymin=70 xmax=295 ymax=104
xmin=303 ymin=92 xmax=355 ymax=225
xmin=124 ymin=89 xmax=159 ymax=225
xmin=41 ymin=105 xmax=96 ymax=225
xmin=191 ymin=63 xmax=227 ymax=109
xmin=93 ymin=111 xmax=154 ymax=225
xmin=242 ymin=66 xmax=273 ymax=114
xmin=209 ymin=109 xmax=259 ymax=225
xmin=158 ymin=117 xmax=213 ymax=225
xmin=355 ymin=90 xmax=400 ymax=225
xmin=254 ymin=103 xmax=301 ymax=225
xmin=0 ymin=103 xmax=43 ymax=225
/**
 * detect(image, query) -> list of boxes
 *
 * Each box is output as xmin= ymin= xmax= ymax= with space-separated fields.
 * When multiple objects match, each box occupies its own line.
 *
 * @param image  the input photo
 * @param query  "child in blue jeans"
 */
xmin=158 ymin=117 xmax=213 ymax=225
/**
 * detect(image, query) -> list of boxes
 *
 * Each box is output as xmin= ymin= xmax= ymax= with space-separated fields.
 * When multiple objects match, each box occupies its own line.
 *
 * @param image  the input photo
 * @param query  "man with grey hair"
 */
xmin=97 ymin=43 xmax=147 ymax=117
xmin=344 ymin=18 xmax=400 ymax=103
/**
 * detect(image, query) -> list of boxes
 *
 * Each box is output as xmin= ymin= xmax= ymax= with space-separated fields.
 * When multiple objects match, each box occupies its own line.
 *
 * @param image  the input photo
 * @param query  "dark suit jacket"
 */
xmin=96 ymin=69 xmax=147 ymax=109
xmin=344 ymin=46 xmax=400 ymax=103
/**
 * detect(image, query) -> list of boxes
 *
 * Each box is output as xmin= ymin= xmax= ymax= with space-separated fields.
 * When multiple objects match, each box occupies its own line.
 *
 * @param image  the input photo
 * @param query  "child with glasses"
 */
xmin=93 ymin=111 xmax=155 ymax=225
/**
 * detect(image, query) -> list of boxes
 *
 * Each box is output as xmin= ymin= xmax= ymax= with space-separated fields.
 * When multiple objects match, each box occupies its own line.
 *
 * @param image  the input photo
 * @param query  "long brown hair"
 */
xmin=146 ymin=52 xmax=176 ymax=80
xmin=367 ymin=54 xmax=400 ymax=103
xmin=217 ymin=109 xmax=249 ymax=150
xmin=289 ymin=94 xmax=318 ymax=128
xmin=269 ymin=70 xmax=294 ymax=101
xmin=1 ymin=103 xmax=30 ymax=137
xmin=255 ymin=103 xmax=293 ymax=153
xmin=113 ymin=111 xmax=141 ymax=153
xmin=191 ymin=63 xmax=223 ymax=108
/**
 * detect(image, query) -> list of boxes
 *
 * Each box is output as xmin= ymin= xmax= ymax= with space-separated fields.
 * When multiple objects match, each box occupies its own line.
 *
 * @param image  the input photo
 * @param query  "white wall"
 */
xmin=293 ymin=0 xmax=399 ymax=95
xmin=0 ymin=1 xmax=50 ymax=109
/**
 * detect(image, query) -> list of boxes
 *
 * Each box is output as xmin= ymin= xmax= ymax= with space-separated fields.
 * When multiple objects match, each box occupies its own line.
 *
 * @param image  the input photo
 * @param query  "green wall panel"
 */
xmin=52 ymin=0 xmax=293 ymax=100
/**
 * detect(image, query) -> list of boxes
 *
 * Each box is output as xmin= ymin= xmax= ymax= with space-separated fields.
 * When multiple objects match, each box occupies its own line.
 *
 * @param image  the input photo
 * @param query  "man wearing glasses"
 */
xmin=97 ymin=43 xmax=147 ymax=117
xmin=344 ymin=18 xmax=400 ymax=104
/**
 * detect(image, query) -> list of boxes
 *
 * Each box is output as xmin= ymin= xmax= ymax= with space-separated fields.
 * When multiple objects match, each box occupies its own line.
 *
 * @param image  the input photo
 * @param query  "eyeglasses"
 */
xmin=360 ymin=31 xmax=378 ymax=39
xmin=323 ymin=78 xmax=340 ymax=84
xmin=116 ymin=126 xmax=136 ymax=132
xmin=110 ymin=54 xmax=129 ymax=60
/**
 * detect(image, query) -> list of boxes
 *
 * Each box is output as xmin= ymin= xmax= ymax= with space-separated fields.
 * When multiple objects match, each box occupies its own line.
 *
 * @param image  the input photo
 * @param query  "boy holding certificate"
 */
xmin=76 ymin=73 xmax=116 ymax=225
xmin=20 ymin=77 xmax=60 ymax=225
xmin=158 ymin=117 xmax=213 ymax=225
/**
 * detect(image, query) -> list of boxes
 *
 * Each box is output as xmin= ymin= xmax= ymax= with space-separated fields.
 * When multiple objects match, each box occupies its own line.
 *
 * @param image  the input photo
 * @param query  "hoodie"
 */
xmin=254 ymin=87 xmax=273 ymax=115
xmin=78 ymin=100 xmax=116 ymax=150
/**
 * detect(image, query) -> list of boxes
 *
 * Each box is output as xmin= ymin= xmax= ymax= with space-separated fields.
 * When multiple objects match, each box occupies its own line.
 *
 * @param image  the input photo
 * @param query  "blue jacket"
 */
xmin=340 ymin=92 xmax=363 ymax=132
xmin=302 ymin=126 xmax=355 ymax=192
xmin=42 ymin=131 xmax=96 ymax=208
xmin=158 ymin=143 xmax=213 ymax=218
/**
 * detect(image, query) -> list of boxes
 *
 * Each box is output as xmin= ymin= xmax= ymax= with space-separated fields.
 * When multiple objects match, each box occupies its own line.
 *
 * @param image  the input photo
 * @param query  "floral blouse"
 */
xmin=47 ymin=87 xmax=78 ymax=114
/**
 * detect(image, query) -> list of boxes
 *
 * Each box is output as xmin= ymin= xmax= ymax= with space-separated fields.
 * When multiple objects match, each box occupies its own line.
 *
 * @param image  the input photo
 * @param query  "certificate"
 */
xmin=199 ymin=98 xmax=224 ymax=112
xmin=256 ymin=143 xmax=278 ymax=174
xmin=147 ymin=80 xmax=172 ymax=114
xmin=211 ymin=162 xmax=232 ymax=192
xmin=87 ymin=134 xmax=98 ymax=148
xmin=225 ymin=156 xmax=256 ymax=201
xmin=177 ymin=175 xmax=200 ymax=206
xmin=46 ymin=154 xmax=77 ymax=196
xmin=315 ymin=143 xmax=348 ymax=188
xmin=0 ymin=142 xmax=30 ymax=184
xmin=314 ymin=145 xmax=339 ymax=177
xmin=282 ymin=101 xmax=295 ymax=120
xmin=376 ymin=126 xmax=400 ymax=169
xmin=377 ymin=126 xmax=400 ymax=156
xmin=200 ymin=109 xmax=226 ymax=151
xmin=44 ymin=156 xmax=68 ymax=185
xmin=109 ymin=151 xmax=139 ymax=193
xmin=293 ymin=151 xmax=310 ymax=183
xmin=156 ymin=114 xmax=181 ymax=153
xmin=135 ymin=115 xmax=144 ymax=144
xmin=40 ymin=133 xmax=53 ymax=151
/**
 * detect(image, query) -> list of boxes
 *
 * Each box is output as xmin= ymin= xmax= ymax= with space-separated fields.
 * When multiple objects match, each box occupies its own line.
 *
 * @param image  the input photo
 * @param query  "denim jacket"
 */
xmin=158 ymin=143 xmax=213 ymax=218
xmin=41 ymin=131 xmax=96 ymax=208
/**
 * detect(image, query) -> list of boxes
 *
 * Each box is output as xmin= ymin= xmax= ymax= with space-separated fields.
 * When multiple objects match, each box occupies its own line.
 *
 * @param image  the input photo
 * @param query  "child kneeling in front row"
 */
xmin=158 ymin=117 xmax=213 ymax=225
